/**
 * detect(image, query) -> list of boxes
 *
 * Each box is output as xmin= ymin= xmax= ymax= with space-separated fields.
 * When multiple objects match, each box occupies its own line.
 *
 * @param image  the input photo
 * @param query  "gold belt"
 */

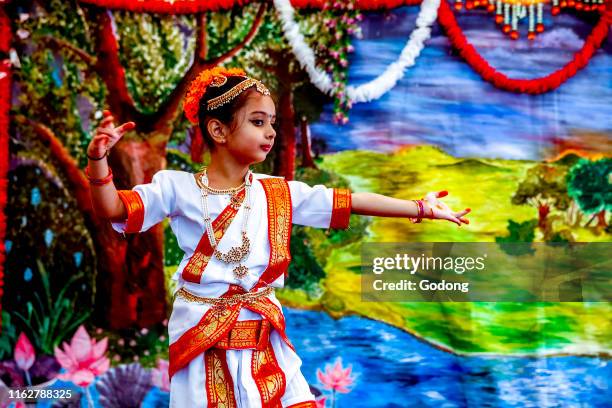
xmin=214 ymin=319 xmax=272 ymax=351
xmin=175 ymin=286 xmax=274 ymax=309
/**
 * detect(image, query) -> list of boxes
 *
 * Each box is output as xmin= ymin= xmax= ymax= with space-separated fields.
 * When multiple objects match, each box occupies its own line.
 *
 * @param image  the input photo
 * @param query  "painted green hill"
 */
xmin=277 ymin=145 xmax=612 ymax=356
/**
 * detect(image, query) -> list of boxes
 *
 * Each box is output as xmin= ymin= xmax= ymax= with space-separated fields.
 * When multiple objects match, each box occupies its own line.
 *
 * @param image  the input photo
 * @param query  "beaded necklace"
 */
xmin=198 ymin=168 xmax=252 ymax=280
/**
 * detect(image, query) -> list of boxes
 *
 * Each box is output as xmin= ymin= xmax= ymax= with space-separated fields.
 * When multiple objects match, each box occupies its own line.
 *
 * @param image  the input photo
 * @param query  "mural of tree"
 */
xmin=567 ymin=158 xmax=612 ymax=228
xmin=6 ymin=0 xmax=363 ymax=329
xmin=233 ymin=1 xmax=360 ymax=179
xmin=511 ymin=162 xmax=573 ymax=237
xmin=8 ymin=0 xmax=267 ymax=329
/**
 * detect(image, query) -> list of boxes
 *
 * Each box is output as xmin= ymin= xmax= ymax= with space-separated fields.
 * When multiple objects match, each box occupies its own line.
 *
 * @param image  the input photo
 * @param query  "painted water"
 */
xmin=286 ymin=308 xmax=611 ymax=408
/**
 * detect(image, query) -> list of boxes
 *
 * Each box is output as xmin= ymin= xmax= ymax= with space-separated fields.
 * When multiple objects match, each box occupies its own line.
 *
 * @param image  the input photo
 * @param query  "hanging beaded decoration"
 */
xmin=453 ymin=0 xmax=605 ymax=40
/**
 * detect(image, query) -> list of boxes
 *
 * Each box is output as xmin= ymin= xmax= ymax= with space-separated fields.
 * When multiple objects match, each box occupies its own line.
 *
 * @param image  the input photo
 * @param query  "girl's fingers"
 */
xmin=95 ymin=128 xmax=119 ymax=145
xmin=115 ymin=121 xmax=136 ymax=135
xmin=96 ymin=127 xmax=117 ymax=137
xmin=449 ymin=215 xmax=461 ymax=226
xmin=437 ymin=200 xmax=453 ymax=212
xmin=99 ymin=116 xmax=114 ymax=128
xmin=92 ymin=135 xmax=110 ymax=146
xmin=455 ymin=208 xmax=471 ymax=218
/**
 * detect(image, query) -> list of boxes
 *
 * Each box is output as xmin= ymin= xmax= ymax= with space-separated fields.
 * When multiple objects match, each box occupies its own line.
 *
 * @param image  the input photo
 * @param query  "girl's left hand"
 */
xmin=423 ymin=191 xmax=471 ymax=227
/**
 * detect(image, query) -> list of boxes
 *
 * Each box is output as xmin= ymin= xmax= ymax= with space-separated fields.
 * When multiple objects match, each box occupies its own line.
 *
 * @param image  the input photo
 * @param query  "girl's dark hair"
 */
xmin=197 ymin=75 xmax=259 ymax=151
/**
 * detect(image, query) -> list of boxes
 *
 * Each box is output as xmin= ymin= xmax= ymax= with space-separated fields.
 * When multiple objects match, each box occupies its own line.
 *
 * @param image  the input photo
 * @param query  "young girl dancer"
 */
xmin=86 ymin=67 xmax=470 ymax=407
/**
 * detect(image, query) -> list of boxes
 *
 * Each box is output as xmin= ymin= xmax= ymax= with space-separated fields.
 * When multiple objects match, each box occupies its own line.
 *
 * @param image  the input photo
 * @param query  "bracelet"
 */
xmin=410 ymin=199 xmax=424 ymax=223
xmin=87 ymin=150 xmax=108 ymax=161
xmin=85 ymin=166 xmax=113 ymax=186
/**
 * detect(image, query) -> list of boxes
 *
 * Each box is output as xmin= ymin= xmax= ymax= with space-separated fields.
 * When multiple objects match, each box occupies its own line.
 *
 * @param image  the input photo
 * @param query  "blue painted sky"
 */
xmin=311 ymin=7 xmax=612 ymax=160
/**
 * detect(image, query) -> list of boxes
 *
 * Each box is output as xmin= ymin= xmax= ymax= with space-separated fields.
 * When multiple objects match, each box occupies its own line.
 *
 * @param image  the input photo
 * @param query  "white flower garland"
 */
xmin=273 ymin=0 xmax=440 ymax=104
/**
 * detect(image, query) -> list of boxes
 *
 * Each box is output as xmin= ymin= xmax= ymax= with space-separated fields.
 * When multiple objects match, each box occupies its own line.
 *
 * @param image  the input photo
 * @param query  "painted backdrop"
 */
xmin=1 ymin=0 xmax=610 ymax=407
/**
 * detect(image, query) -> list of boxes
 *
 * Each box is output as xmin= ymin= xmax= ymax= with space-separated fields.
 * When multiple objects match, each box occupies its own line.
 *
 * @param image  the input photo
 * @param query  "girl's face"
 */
xmin=225 ymin=92 xmax=277 ymax=165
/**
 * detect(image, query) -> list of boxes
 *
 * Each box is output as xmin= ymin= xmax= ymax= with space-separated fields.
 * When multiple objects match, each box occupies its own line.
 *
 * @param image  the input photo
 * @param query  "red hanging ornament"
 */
xmin=453 ymin=0 xmax=602 ymax=40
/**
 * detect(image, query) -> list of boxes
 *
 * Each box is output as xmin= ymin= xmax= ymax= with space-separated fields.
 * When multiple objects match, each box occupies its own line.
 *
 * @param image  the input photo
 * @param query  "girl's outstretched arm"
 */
xmin=87 ymin=110 xmax=135 ymax=221
xmin=351 ymin=191 xmax=471 ymax=226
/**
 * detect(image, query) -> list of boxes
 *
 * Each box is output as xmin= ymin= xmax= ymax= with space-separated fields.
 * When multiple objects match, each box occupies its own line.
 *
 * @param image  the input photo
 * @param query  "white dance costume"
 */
xmin=111 ymin=170 xmax=351 ymax=407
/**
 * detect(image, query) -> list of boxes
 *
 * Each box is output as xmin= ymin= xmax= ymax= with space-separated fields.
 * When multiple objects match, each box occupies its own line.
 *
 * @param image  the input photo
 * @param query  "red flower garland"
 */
xmin=438 ymin=0 xmax=612 ymax=94
xmin=78 ymin=0 xmax=423 ymax=13
xmin=79 ymin=0 xmax=611 ymax=95
xmin=0 ymin=6 xmax=11 ymax=332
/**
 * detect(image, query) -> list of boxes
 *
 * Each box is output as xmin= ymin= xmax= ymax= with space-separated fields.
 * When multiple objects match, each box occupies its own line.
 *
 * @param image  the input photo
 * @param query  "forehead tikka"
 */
xmin=207 ymin=78 xmax=271 ymax=111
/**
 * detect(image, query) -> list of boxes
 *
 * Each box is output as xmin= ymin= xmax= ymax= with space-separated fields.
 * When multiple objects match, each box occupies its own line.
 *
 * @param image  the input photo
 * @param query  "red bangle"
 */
xmin=85 ymin=166 xmax=113 ymax=186
xmin=411 ymin=199 xmax=424 ymax=223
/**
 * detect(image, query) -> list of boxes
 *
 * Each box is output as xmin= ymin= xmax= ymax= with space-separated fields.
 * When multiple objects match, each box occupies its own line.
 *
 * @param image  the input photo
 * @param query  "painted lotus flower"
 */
xmin=14 ymin=333 xmax=35 ymax=372
xmin=54 ymin=325 xmax=110 ymax=387
xmin=316 ymin=357 xmax=355 ymax=394
xmin=151 ymin=358 xmax=170 ymax=392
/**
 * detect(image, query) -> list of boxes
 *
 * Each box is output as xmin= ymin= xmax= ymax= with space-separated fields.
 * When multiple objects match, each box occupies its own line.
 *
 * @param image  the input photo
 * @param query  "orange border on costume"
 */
xmin=252 ymin=341 xmax=286 ymax=407
xmin=205 ymin=348 xmax=238 ymax=407
xmin=169 ymin=303 xmax=241 ymax=379
xmin=330 ymin=188 xmax=351 ymax=229
xmin=215 ymin=319 xmax=271 ymax=350
xmin=244 ymin=297 xmax=295 ymax=353
xmin=251 ymin=178 xmax=292 ymax=291
xmin=116 ymin=190 xmax=145 ymax=233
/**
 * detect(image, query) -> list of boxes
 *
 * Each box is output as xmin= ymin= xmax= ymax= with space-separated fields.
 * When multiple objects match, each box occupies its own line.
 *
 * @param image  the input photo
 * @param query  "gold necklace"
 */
xmin=199 ymin=168 xmax=253 ymax=280
xmin=196 ymin=167 xmax=246 ymax=195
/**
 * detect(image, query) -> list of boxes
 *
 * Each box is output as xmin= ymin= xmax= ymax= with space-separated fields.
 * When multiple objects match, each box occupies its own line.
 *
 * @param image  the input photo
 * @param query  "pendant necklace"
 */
xmin=199 ymin=168 xmax=252 ymax=280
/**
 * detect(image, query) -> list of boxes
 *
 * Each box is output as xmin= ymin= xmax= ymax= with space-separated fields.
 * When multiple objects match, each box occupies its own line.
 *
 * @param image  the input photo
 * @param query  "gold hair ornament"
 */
xmin=207 ymin=78 xmax=270 ymax=111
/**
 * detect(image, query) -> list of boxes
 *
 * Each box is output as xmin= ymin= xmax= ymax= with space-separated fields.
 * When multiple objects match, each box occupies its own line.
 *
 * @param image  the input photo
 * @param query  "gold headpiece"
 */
xmin=184 ymin=67 xmax=247 ymax=124
xmin=207 ymin=78 xmax=270 ymax=111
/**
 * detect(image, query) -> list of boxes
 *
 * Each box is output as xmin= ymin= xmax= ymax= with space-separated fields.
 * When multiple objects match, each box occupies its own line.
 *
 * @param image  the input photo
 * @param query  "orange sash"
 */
xmin=252 ymin=178 xmax=293 ymax=290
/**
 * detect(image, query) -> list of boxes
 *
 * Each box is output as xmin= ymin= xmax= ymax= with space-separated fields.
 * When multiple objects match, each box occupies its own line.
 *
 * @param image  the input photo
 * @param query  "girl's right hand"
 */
xmin=423 ymin=190 xmax=471 ymax=227
xmin=87 ymin=110 xmax=136 ymax=158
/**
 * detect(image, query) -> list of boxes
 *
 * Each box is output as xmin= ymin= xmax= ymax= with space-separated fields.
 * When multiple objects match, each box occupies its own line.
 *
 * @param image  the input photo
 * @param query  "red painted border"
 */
xmin=0 ymin=6 xmax=11 ymax=333
xmin=78 ymin=0 xmax=423 ymax=13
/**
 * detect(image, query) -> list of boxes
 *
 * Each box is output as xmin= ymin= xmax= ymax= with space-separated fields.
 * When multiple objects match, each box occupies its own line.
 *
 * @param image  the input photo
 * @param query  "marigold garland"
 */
xmin=78 ymin=0 xmax=423 ymax=14
xmin=438 ymin=0 xmax=612 ymax=94
xmin=183 ymin=67 xmax=246 ymax=124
